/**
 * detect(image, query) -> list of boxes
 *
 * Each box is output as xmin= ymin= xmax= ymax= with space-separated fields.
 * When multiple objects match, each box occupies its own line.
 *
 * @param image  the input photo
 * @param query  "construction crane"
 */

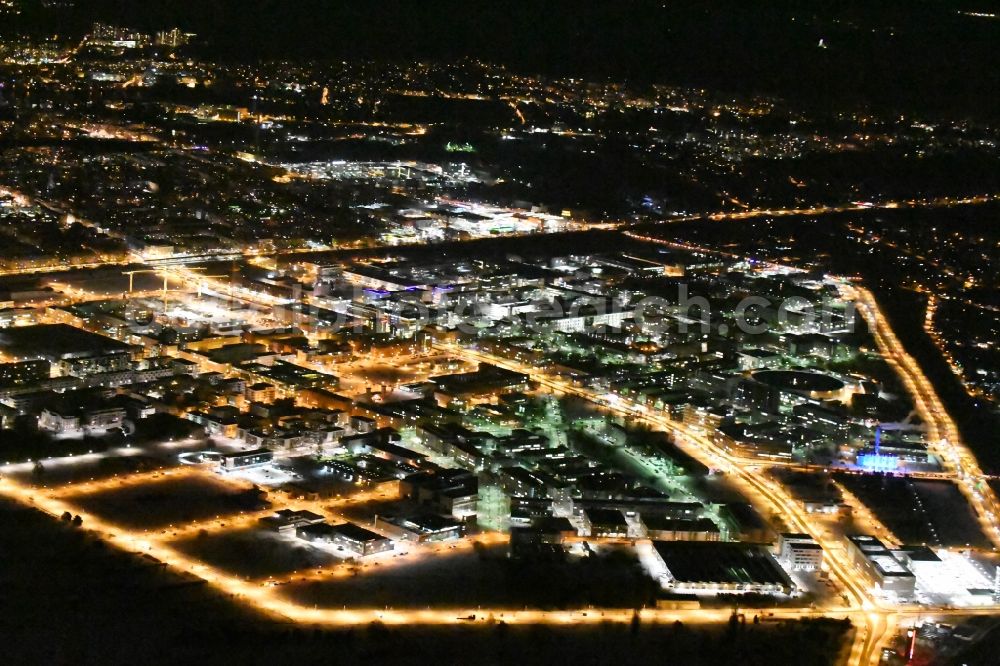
xmin=123 ymin=269 xmax=187 ymax=312
xmin=121 ymin=268 xmax=171 ymax=315
xmin=193 ymin=274 xmax=228 ymax=298
xmin=167 ymin=266 xmax=234 ymax=301
xmin=121 ymin=269 xmax=161 ymax=294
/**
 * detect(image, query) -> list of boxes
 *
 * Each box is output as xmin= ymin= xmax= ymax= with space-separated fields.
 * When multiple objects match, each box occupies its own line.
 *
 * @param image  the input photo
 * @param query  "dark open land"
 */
xmin=281 ymin=543 xmax=660 ymax=611
xmin=0 ymin=498 xmax=853 ymax=665
xmin=173 ymin=527 xmax=339 ymax=580
xmin=835 ymin=473 xmax=989 ymax=549
xmin=0 ymin=413 xmax=205 ymax=467
xmin=67 ymin=474 xmax=269 ymax=530
xmin=648 ymin=204 xmax=1000 ymax=474
xmin=5 ymin=440 xmax=210 ymax=488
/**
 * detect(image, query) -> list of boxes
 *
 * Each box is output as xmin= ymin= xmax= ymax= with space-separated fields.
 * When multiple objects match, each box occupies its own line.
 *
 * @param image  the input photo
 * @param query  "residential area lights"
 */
xmin=2 ymin=30 xmax=999 ymax=666
xmin=432 ymin=288 xmax=1000 ymax=665
xmin=844 ymin=285 xmax=1000 ymax=550
xmin=0 ymin=285 xmax=987 ymax=665
xmin=0 ymin=260 xmax=985 ymax=666
xmin=434 ymin=342 xmax=886 ymax=663
xmin=0 ymin=472 xmax=826 ymax=626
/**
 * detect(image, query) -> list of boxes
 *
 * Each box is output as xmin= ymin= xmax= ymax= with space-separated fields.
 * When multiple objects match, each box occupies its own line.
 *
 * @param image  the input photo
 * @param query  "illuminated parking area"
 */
xmin=636 ymin=539 xmax=671 ymax=585
xmin=222 ymin=462 xmax=300 ymax=487
xmin=910 ymin=550 xmax=995 ymax=607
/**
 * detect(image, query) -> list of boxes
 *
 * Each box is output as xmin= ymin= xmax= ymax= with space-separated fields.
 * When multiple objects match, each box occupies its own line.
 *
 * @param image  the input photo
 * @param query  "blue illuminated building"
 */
xmin=857 ymin=427 xmax=898 ymax=472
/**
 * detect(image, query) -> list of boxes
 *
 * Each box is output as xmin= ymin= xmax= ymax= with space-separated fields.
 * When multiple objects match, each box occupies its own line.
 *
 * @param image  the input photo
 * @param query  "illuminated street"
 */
xmin=3 ymin=4 xmax=1000 ymax=664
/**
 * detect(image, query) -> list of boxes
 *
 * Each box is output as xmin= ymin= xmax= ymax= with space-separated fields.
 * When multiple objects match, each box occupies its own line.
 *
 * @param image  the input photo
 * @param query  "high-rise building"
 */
xmin=0 ymin=359 xmax=51 ymax=388
xmin=155 ymin=28 xmax=194 ymax=48
xmin=90 ymin=23 xmax=151 ymax=48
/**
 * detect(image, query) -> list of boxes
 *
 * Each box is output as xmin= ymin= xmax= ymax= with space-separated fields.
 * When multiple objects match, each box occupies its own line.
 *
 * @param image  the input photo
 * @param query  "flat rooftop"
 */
xmin=330 ymin=522 xmax=389 ymax=544
xmin=0 ymin=324 xmax=134 ymax=360
xmin=653 ymin=541 xmax=794 ymax=588
xmin=643 ymin=516 xmax=719 ymax=533
xmin=584 ymin=508 xmax=628 ymax=527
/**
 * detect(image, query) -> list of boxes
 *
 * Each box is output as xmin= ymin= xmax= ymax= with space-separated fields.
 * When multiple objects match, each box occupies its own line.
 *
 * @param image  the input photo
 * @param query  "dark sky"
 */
xmin=9 ymin=0 xmax=1000 ymax=119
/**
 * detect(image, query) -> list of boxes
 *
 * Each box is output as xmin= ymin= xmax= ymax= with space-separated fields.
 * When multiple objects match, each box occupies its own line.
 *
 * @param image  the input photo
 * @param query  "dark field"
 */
xmin=5 ymin=438 xmax=211 ymax=488
xmin=0 ymin=497 xmax=855 ymax=665
xmin=173 ymin=527 xmax=339 ymax=579
xmin=68 ymin=474 xmax=269 ymax=530
xmin=836 ymin=473 xmax=989 ymax=548
xmin=281 ymin=543 xmax=660 ymax=611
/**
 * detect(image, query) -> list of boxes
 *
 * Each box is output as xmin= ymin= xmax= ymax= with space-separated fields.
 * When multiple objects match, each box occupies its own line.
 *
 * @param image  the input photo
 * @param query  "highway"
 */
xmin=843 ymin=284 xmax=1000 ymax=551
xmin=433 ymin=331 xmax=1000 ymax=663
xmin=431 ymin=340 xmax=895 ymax=665
xmin=0 ymin=468 xmax=852 ymax=628
xmin=617 ymin=229 xmax=1000 ymax=661
xmin=0 ymin=275 xmax=985 ymax=663
xmin=699 ymin=194 xmax=1000 ymax=223
xmin=2 ymin=176 xmax=1000 ymax=661
xmin=4 ymin=176 xmax=1000 ymax=280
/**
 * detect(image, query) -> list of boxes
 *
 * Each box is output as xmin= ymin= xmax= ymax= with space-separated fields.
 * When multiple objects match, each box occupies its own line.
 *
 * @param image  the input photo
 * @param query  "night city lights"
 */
xmin=1 ymin=2 xmax=999 ymax=664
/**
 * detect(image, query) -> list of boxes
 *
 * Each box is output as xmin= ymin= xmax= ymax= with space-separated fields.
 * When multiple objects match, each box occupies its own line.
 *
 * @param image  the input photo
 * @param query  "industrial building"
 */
xmin=220 ymin=448 xmax=274 ymax=471
xmin=777 ymin=533 xmax=824 ymax=572
xmin=651 ymin=541 xmax=796 ymax=595
xmin=296 ymin=521 xmax=394 ymax=557
xmin=845 ymin=535 xmax=916 ymax=597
